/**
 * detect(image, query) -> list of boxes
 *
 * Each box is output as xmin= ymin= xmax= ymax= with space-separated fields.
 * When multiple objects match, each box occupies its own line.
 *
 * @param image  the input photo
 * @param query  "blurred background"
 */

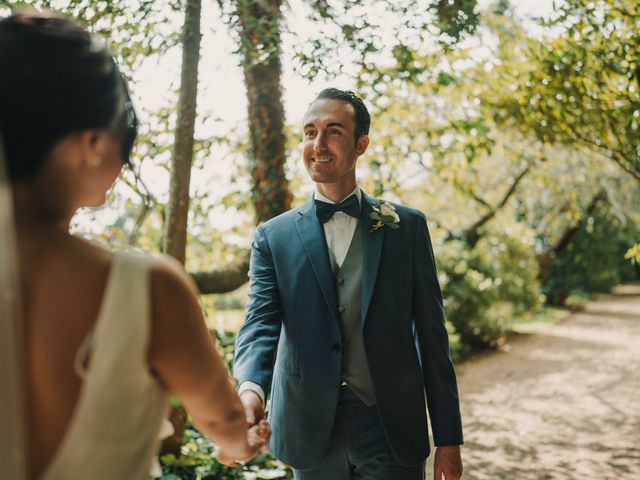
xmin=2 ymin=0 xmax=638 ymax=478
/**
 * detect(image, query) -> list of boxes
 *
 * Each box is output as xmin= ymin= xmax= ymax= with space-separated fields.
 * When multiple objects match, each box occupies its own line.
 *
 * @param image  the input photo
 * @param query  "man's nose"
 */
xmin=313 ymin=132 xmax=327 ymax=152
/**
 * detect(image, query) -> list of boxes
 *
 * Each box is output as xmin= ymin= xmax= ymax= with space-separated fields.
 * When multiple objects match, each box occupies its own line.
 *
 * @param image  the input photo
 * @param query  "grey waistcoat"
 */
xmin=331 ymin=222 xmax=376 ymax=406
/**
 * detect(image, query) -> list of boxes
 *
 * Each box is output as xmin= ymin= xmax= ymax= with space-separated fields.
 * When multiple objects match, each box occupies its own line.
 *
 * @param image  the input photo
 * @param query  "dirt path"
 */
xmin=429 ymin=284 xmax=640 ymax=480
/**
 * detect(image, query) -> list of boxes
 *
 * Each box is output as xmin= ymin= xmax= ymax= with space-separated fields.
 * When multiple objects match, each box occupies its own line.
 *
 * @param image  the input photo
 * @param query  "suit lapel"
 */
xmin=360 ymin=192 xmax=384 ymax=325
xmin=295 ymin=197 xmax=339 ymax=322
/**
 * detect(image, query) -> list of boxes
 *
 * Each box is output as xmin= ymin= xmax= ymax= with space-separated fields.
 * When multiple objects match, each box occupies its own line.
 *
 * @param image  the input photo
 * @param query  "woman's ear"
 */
xmin=77 ymin=130 xmax=103 ymax=168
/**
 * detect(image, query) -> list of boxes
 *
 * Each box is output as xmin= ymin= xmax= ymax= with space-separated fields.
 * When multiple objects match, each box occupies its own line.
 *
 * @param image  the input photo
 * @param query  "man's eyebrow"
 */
xmin=303 ymin=122 xmax=346 ymax=129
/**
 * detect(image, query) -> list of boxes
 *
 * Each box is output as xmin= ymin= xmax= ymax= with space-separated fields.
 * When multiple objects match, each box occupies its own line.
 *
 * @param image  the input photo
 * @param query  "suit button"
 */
xmin=332 ymin=344 xmax=341 ymax=352
xmin=338 ymin=305 xmax=345 ymax=313
xmin=337 ymin=276 xmax=344 ymax=285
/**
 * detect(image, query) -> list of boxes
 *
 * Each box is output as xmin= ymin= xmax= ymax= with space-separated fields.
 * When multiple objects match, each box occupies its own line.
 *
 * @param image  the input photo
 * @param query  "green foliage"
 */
xmin=438 ymin=228 xmax=542 ymax=351
xmin=358 ymin=5 xmax=639 ymax=326
xmin=160 ymin=427 xmax=291 ymax=479
xmin=213 ymin=329 xmax=237 ymax=372
xmin=160 ymin=424 xmax=291 ymax=479
xmin=543 ymin=204 xmax=639 ymax=305
xmin=625 ymin=243 xmax=640 ymax=263
xmin=1 ymin=0 xmax=183 ymax=74
xmin=490 ymin=0 xmax=640 ymax=182
xmin=292 ymin=0 xmax=480 ymax=81
xmin=563 ymin=291 xmax=591 ymax=312
xmin=431 ymin=0 xmax=480 ymax=44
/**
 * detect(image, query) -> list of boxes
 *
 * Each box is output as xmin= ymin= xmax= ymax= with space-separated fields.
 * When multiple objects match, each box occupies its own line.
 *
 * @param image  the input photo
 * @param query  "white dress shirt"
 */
xmin=315 ymin=186 xmax=361 ymax=269
xmin=238 ymin=187 xmax=362 ymax=405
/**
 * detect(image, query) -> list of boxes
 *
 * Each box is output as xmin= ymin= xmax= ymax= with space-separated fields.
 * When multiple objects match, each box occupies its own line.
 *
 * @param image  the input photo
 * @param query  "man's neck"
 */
xmin=315 ymin=181 xmax=358 ymax=203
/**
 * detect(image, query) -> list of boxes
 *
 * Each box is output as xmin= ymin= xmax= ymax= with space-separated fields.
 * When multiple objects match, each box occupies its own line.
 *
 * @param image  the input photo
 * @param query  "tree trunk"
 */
xmin=164 ymin=0 xmax=202 ymax=264
xmin=161 ymin=0 xmax=202 ymax=455
xmin=186 ymin=0 xmax=291 ymax=296
xmin=536 ymin=190 xmax=606 ymax=284
xmin=237 ymin=0 xmax=291 ymax=224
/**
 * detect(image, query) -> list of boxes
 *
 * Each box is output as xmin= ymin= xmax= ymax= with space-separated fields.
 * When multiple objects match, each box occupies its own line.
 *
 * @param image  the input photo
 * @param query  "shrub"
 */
xmin=437 ymin=228 xmax=542 ymax=351
xmin=543 ymin=206 xmax=639 ymax=305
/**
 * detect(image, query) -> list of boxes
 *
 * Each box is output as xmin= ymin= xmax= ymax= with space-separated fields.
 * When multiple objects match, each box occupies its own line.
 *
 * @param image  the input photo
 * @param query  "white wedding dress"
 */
xmin=40 ymin=251 xmax=170 ymax=480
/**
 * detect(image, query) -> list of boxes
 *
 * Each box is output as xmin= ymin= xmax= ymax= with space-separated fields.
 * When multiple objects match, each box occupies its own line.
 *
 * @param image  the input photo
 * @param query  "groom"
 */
xmin=234 ymin=88 xmax=463 ymax=479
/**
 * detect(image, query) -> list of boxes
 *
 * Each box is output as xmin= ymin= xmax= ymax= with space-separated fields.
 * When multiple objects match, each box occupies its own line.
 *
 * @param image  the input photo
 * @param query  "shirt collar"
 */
xmin=314 ymin=186 xmax=361 ymax=205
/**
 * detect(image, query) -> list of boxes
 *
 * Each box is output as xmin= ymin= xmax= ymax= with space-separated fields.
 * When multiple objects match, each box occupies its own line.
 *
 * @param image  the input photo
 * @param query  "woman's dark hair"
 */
xmin=315 ymin=88 xmax=371 ymax=142
xmin=0 ymin=11 xmax=137 ymax=182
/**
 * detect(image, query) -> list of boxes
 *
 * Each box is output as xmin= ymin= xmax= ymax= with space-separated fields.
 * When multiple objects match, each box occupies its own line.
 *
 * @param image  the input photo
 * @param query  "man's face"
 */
xmin=302 ymin=98 xmax=368 ymax=187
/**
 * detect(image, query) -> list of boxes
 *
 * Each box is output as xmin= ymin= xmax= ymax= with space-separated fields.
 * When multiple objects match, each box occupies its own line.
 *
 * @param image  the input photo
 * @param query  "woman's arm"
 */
xmin=148 ymin=258 xmax=265 ymax=462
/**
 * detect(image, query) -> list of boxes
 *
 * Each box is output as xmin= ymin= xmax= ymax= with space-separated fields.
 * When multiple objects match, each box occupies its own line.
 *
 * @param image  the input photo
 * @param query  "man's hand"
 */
xmin=434 ymin=445 xmax=463 ymax=480
xmin=239 ymin=389 xmax=265 ymax=427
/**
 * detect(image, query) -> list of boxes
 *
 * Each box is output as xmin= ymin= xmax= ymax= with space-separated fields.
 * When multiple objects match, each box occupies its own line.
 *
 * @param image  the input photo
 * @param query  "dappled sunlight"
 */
xmin=449 ymin=287 xmax=640 ymax=479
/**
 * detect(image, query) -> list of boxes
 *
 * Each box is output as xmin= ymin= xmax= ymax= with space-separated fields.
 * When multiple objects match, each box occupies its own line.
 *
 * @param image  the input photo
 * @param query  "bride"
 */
xmin=0 ymin=10 xmax=268 ymax=479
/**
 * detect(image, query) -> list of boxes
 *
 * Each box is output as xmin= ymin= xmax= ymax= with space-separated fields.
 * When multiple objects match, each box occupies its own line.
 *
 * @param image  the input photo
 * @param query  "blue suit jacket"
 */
xmin=234 ymin=192 xmax=463 ymax=469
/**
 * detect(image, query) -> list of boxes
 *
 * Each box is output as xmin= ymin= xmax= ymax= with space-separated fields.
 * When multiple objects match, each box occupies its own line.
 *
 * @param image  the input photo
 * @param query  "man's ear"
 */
xmin=355 ymin=135 xmax=369 ymax=156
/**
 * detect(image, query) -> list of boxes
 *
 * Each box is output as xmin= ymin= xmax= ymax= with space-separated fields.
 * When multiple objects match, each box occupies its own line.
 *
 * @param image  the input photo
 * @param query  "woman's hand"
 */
xmin=249 ymin=419 xmax=272 ymax=452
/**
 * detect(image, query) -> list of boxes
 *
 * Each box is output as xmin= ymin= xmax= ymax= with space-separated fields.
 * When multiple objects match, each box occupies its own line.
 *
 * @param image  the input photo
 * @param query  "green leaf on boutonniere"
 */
xmin=369 ymin=201 xmax=400 ymax=233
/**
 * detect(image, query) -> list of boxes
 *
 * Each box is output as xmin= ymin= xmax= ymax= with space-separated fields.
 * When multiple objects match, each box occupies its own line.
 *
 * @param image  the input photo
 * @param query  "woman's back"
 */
xmin=20 ymin=230 xmax=169 ymax=479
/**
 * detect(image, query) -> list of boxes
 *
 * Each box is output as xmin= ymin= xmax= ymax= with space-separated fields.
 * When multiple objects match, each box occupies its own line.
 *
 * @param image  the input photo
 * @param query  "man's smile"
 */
xmin=312 ymin=156 xmax=334 ymax=163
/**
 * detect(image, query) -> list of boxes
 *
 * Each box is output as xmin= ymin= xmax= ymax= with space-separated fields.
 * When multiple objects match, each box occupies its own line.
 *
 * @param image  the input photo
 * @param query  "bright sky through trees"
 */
xmin=66 ymin=0 xmax=557 ymax=239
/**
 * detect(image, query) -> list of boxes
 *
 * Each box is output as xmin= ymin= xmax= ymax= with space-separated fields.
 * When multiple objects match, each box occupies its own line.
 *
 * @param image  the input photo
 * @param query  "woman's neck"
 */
xmin=12 ymin=185 xmax=72 ymax=233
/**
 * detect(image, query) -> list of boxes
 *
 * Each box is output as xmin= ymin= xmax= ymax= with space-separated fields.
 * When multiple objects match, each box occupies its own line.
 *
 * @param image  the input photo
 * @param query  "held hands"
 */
xmin=434 ymin=445 xmax=463 ymax=480
xmin=240 ymin=389 xmax=271 ymax=449
xmin=217 ymin=420 xmax=271 ymax=467
xmin=217 ymin=390 xmax=272 ymax=468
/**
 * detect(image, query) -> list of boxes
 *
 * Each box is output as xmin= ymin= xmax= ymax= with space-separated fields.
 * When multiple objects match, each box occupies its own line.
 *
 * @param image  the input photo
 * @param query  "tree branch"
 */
xmin=566 ymin=125 xmax=640 ymax=183
xmin=121 ymin=167 xmax=158 ymax=245
xmin=191 ymin=250 xmax=250 ymax=294
xmin=447 ymin=162 xmax=533 ymax=247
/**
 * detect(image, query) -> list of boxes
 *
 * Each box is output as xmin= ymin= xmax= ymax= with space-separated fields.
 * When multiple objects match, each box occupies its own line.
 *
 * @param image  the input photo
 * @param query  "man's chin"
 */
xmin=308 ymin=175 xmax=336 ymax=184
xmin=303 ymin=167 xmax=331 ymax=183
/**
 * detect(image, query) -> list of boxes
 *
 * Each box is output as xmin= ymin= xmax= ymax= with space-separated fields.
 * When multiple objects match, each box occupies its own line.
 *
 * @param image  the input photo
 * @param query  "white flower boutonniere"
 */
xmin=370 ymin=200 xmax=400 ymax=233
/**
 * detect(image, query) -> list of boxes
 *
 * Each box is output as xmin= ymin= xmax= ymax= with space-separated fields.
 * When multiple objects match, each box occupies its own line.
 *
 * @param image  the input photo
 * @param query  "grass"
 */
xmin=510 ymin=306 xmax=569 ymax=335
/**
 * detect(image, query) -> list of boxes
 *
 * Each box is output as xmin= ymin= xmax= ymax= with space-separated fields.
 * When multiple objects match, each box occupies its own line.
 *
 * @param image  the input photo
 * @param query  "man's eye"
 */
xmin=329 ymin=129 xmax=341 ymax=135
xmin=304 ymin=130 xmax=316 ymax=137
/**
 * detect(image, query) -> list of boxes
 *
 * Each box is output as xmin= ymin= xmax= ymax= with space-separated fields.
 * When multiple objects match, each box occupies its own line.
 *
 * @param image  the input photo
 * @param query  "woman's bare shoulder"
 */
xmin=148 ymin=255 xmax=198 ymax=297
xmin=145 ymin=255 xmax=202 ymax=326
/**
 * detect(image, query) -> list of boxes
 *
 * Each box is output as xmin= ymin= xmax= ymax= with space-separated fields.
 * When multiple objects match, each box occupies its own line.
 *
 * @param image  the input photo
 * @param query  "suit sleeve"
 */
xmin=233 ymin=225 xmax=282 ymax=399
xmin=412 ymin=213 xmax=464 ymax=446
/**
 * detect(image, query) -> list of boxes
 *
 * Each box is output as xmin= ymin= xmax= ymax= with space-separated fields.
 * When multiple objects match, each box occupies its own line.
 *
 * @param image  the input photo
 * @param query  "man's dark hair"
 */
xmin=0 ymin=10 xmax=137 ymax=181
xmin=315 ymin=88 xmax=370 ymax=141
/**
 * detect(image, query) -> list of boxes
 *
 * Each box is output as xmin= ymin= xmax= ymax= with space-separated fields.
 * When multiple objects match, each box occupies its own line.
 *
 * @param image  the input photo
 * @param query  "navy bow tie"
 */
xmin=315 ymin=195 xmax=360 ymax=223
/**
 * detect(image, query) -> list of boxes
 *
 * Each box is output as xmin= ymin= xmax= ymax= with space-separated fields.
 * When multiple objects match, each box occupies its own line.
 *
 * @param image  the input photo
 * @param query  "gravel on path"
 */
xmin=427 ymin=283 xmax=640 ymax=480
